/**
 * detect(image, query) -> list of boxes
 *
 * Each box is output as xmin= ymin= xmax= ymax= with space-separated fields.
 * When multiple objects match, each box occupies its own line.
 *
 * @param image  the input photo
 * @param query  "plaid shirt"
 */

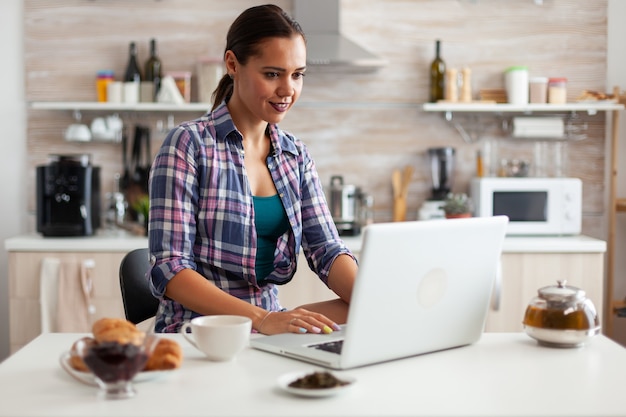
xmin=148 ymin=102 xmax=353 ymax=332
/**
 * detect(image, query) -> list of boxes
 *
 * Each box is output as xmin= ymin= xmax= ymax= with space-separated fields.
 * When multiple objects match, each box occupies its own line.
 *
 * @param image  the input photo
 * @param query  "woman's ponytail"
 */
xmin=211 ymin=73 xmax=234 ymax=111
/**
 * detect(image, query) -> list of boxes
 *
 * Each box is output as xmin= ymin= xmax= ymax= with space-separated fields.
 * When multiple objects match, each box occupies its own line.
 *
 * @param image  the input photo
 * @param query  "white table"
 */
xmin=0 ymin=332 xmax=625 ymax=417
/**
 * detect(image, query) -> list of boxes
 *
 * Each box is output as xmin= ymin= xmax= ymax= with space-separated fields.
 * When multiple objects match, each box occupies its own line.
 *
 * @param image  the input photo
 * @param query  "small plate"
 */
xmin=59 ymin=351 xmax=174 ymax=387
xmin=277 ymin=370 xmax=356 ymax=398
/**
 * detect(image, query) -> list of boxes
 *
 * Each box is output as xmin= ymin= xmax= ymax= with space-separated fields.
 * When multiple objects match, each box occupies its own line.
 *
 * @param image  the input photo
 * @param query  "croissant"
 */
xmin=144 ymin=338 xmax=183 ymax=371
xmin=92 ymin=318 xmax=144 ymax=345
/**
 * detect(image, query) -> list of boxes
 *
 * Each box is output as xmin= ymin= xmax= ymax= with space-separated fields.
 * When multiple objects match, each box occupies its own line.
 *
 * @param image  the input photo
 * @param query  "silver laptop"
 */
xmin=250 ymin=215 xmax=509 ymax=369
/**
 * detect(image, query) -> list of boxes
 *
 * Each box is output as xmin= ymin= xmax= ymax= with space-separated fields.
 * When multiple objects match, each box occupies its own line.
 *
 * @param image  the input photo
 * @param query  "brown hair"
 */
xmin=211 ymin=4 xmax=305 ymax=110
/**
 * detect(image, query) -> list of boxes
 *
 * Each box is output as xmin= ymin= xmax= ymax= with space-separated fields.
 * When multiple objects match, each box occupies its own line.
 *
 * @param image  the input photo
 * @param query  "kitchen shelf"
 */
xmin=422 ymin=101 xmax=624 ymax=143
xmin=29 ymin=101 xmax=422 ymax=112
xmin=423 ymin=102 xmax=624 ymax=115
xmin=28 ymin=101 xmax=213 ymax=112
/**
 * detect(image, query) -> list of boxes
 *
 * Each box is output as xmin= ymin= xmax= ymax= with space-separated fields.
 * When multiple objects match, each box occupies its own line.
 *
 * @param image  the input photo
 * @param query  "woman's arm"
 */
xmin=164 ymin=268 xmax=269 ymax=330
xmin=296 ymin=253 xmax=357 ymax=324
xmin=326 ymin=253 xmax=357 ymax=304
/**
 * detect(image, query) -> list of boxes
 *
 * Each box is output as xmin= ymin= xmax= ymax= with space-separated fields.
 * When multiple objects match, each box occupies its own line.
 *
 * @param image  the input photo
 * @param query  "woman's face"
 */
xmin=227 ymin=35 xmax=306 ymax=125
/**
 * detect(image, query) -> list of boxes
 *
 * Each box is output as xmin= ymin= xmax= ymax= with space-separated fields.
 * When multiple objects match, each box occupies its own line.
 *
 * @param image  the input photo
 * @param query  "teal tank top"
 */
xmin=252 ymin=194 xmax=290 ymax=281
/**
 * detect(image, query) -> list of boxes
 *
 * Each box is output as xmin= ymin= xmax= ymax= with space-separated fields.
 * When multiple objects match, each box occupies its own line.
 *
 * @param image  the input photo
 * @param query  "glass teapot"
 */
xmin=522 ymin=280 xmax=600 ymax=347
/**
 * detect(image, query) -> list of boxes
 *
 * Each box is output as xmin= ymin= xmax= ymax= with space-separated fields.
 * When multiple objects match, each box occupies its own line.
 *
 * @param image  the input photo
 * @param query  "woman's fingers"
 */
xmin=287 ymin=310 xmax=340 ymax=334
xmin=256 ymin=308 xmax=341 ymax=335
xmin=288 ymin=317 xmax=308 ymax=334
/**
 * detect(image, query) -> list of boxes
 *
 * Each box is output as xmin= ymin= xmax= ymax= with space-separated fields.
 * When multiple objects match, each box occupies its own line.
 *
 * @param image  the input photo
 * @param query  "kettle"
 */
xmin=327 ymin=175 xmax=370 ymax=236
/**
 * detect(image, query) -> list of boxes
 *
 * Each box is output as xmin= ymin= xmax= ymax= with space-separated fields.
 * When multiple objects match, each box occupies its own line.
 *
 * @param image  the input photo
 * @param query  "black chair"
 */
xmin=119 ymin=248 xmax=159 ymax=324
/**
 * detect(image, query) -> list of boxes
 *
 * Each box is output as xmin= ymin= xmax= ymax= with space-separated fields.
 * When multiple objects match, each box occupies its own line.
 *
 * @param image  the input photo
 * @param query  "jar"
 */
xmin=197 ymin=57 xmax=224 ymax=103
xmin=548 ymin=77 xmax=567 ymax=104
xmin=444 ymin=68 xmax=458 ymax=102
xmin=522 ymin=280 xmax=600 ymax=347
xmin=529 ymin=77 xmax=548 ymax=104
xmin=504 ymin=66 xmax=529 ymax=105
xmin=460 ymin=67 xmax=472 ymax=102
xmin=96 ymin=70 xmax=114 ymax=102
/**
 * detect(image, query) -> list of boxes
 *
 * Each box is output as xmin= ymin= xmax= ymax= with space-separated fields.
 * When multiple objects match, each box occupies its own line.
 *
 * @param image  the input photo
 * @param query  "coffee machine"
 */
xmin=419 ymin=147 xmax=456 ymax=220
xmin=36 ymin=154 xmax=101 ymax=237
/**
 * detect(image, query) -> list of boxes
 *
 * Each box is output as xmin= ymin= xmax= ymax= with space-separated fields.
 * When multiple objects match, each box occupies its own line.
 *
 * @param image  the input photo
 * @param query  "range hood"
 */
xmin=293 ymin=0 xmax=386 ymax=71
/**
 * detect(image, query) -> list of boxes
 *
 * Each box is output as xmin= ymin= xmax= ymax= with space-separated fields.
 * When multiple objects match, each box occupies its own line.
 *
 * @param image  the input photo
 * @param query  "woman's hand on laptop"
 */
xmin=258 ymin=309 xmax=341 ymax=335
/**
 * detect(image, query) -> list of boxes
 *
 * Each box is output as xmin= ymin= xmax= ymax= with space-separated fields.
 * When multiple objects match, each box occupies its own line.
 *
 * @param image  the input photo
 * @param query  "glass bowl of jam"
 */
xmin=75 ymin=334 xmax=158 ymax=399
xmin=523 ymin=280 xmax=600 ymax=348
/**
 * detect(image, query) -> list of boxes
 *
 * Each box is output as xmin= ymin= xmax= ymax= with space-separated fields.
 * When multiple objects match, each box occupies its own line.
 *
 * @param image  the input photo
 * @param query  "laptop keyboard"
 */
xmin=309 ymin=340 xmax=344 ymax=354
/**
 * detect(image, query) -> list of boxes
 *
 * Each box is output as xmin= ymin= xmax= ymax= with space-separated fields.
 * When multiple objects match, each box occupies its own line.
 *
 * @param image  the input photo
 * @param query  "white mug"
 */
xmin=64 ymin=123 xmax=92 ymax=142
xmin=180 ymin=315 xmax=252 ymax=361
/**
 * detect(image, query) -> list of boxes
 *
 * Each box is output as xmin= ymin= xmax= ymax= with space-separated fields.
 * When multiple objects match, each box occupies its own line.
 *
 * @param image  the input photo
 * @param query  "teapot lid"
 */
xmin=537 ymin=280 xmax=586 ymax=302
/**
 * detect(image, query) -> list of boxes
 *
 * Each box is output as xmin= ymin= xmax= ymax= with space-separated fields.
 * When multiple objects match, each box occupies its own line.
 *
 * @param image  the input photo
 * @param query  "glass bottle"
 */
xmin=144 ymin=38 xmax=162 ymax=101
xmin=123 ymin=42 xmax=142 ymax=103
xmin=429 ymin=39 xmax=446 ymax=103
xmin=124 ymin=42 xmax=142 ymax=83
xmin=95 ymin=70 xmax=114 ymax=102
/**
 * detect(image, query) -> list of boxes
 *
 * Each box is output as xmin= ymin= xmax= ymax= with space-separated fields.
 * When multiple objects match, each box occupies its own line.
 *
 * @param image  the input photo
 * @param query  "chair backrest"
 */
xmin=118 ymin=248 xmax=159 ymax=324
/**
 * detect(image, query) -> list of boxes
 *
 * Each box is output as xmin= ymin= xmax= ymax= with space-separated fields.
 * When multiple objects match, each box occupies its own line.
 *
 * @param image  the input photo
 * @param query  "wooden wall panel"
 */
xmin=24 ymin=0 xmax=609 ymax=239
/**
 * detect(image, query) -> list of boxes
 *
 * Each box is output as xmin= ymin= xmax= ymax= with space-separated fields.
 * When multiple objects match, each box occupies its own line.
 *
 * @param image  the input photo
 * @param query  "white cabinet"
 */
xmin=486 ymin=252 xmax=604 ymax=332
xmin=8 ymin=251 xmax=127 ymax=354
xmin=277 ymin=253 xmax=353 ymax=309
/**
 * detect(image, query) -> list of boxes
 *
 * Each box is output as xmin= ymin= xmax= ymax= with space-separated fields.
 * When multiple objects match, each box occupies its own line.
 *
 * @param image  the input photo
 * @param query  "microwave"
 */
xmin=470 ymin=177 xmax=582 ymax=236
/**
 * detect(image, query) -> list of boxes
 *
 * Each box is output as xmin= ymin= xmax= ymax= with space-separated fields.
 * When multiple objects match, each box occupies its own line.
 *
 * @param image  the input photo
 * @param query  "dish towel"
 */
xmin=39 ymin=258 xmax=61 ymax=333
xmin=56 ymin=259 xmax=97 ymax=333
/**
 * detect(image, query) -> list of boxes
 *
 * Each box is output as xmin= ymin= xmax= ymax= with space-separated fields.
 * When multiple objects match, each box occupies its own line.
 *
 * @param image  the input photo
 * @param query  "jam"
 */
xmin=83 ymin=342 xmax=148 ymax=383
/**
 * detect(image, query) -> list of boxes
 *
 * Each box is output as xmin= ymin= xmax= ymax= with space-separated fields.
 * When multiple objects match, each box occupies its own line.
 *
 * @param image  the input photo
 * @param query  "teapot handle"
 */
xmin=491 ymin=260 xmax=502 ymax=312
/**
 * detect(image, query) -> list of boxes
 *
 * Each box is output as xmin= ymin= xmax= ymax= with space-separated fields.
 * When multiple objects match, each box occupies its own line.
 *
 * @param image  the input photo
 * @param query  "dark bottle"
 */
xmin=429 ymin=39 xmax=446 ymax=103
xmin=144 ymin=38 xmax=162 ymax=101
xmin=124 ymin=41 xmax=142 ymax=83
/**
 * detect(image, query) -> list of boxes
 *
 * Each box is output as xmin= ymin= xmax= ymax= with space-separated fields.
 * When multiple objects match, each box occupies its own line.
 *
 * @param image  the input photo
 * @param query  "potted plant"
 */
xmin=132 ymin=195 xmax=150 ymax=235
xmin=440 ymin=193 xmax=472 ymax=219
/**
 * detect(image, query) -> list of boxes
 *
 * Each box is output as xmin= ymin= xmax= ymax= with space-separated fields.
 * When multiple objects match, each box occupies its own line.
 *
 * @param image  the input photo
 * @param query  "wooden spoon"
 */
xmin=401 ymin=165 xmax=414 ymax=199
xmin=392 ymin=169 xmax=402 ymax=199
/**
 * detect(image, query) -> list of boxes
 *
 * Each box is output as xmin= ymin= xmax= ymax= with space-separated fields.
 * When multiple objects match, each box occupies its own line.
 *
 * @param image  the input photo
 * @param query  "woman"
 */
xmin=148 ymin=4 xmax=358 ymax=335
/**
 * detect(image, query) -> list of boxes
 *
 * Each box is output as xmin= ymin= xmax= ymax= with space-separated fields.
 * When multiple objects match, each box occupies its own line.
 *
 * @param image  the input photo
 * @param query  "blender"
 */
xmin=418 ymin=147 xmax=456 ymax=220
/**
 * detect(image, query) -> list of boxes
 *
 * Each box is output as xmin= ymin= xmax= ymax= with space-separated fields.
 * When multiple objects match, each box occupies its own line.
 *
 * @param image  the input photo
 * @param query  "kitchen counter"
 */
xmin=5 ymin=230 xmax=606 ymax=254
xmin=4 ymin=230 xmax=149 ymax=252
